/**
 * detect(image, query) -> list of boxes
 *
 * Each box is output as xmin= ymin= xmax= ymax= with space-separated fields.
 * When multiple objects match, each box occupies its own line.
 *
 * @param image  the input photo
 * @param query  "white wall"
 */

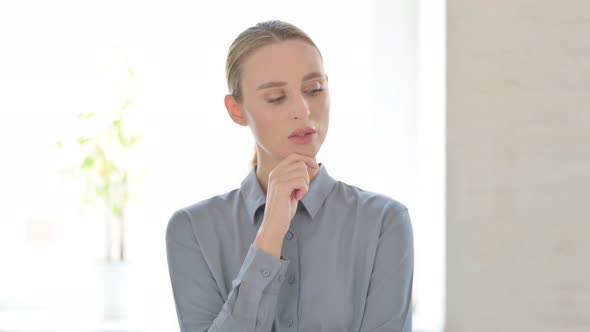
xmin=447 ymin=1 xmax=590 ymax=331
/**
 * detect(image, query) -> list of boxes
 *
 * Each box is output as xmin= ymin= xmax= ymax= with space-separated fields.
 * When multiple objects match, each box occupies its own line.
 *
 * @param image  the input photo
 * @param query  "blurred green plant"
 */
xmin=55 ymin=59 xmax=141 ymax=263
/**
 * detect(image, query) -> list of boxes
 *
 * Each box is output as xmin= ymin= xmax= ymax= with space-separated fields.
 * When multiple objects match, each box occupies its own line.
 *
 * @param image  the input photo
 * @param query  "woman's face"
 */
xmin=229 ymin=39 xmax=330 ymax=162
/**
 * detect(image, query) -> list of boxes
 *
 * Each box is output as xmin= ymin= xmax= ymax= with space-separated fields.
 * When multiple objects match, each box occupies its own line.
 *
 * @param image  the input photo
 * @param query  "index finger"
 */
xmin=285 ymin=153 xmax=319 ymax=169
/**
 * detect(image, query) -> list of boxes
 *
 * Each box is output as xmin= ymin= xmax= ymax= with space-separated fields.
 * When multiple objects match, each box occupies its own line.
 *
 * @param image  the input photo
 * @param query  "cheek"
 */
xmin=315 ymin=96 xmax=330 ymax=135
xmin=249 ymin=110 xmax=284 ymax=140
xmin=311 ymin=95 xmax=330 ymax=117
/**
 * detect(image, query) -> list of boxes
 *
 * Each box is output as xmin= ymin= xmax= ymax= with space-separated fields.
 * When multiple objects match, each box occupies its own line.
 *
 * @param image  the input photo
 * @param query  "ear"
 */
xmin=224 ymin=94 xmax=248 ymax=126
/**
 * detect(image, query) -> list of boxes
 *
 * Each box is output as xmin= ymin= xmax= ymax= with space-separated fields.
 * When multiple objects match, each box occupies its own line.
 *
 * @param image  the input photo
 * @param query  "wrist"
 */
xmin=259 ymin=219 xmax=288 ymax=237
xmin=254 ymin=225 xmax=285 ymax=259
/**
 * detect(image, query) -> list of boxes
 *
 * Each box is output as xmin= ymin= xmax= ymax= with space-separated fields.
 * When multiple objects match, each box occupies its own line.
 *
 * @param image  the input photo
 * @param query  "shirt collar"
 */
xmin=239 ymin=162 xmax=336 ymax=225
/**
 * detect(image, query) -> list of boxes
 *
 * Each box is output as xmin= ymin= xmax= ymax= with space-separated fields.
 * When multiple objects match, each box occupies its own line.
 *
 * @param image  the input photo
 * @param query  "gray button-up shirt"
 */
xmin=166 ymin=163 xmax=414 ymax=332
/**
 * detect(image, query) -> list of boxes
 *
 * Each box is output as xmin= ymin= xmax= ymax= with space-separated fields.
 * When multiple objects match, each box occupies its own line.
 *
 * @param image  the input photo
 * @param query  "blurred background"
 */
xmin=0 ymin=0 xmax=587 ymax=332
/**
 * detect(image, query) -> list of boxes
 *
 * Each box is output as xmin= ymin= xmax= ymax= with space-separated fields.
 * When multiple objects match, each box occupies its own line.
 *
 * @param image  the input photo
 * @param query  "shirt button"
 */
xmin=288 ymin=319 xmax=294 ymax=327
xmin=288 ymin=276 xmax=296 ymax=284
xmin=286 ymin=231 xmax=293 ymax=240
xmin=261 ymin=270 xmax=270 ymax=277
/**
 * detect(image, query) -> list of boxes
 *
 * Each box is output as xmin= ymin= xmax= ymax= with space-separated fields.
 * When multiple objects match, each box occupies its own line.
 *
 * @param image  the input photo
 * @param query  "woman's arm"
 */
xmin=166 ymin=208 xmax=289 ymax=332
xmin=359 ymin=206 xmax=414 ymax=332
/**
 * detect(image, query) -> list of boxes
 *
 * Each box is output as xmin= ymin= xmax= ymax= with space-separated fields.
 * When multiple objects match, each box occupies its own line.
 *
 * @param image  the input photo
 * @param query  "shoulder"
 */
xmin=333 ymin=179 xmax=409 ymax=217
xmin=184 ymin=188 xmax=240 ymax=219
xmin=166 ymin=188 xmax=240 ymax=239
xmin=332 ymin=179 xmax=412 ymax=240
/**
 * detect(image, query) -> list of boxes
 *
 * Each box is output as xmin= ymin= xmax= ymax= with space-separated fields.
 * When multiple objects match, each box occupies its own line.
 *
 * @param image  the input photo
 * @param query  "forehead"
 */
xmin=241 ymin=39 xmax=324 ymax=87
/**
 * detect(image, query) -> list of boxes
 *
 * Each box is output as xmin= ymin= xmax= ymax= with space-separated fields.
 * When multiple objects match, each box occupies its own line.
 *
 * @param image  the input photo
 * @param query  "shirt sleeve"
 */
xmin=359 ymin=206 xmax=414 ymax=332
xmin=166 ymin=208 xmax=290 ymax=332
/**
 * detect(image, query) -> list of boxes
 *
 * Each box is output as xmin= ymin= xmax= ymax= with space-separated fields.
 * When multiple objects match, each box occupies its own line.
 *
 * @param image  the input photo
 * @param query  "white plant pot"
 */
xmin=96 ymin=260 xmax=128 ymax=320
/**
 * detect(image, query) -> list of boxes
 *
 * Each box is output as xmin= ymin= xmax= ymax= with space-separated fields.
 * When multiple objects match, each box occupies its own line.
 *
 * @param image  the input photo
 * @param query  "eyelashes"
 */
xmin=266 ymin=88 xmax=325 ymax=104
xmin=307 ymin=88 xmax=324 ymax=96
xmin=267 ymin=96 xmax=286 ymax=104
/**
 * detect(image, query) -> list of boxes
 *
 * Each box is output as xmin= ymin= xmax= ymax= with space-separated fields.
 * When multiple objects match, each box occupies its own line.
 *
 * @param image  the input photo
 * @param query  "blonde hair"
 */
xmin=225 ymin=20 xmax=322 ymax=170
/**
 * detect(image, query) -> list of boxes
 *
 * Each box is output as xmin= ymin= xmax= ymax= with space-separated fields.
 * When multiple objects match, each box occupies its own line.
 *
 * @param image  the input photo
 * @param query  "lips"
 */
xmin=289 ymin=127 xmax=316 ymax=138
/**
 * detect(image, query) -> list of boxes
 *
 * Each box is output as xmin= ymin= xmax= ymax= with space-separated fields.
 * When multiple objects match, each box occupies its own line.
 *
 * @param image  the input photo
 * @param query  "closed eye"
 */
xmin=306 ymin=88 xmax=324 ymax=96
xmin=267 ymin=95 xmax=286 ymax=104
xmin=266 ymin=88 xmax=324 ymax=104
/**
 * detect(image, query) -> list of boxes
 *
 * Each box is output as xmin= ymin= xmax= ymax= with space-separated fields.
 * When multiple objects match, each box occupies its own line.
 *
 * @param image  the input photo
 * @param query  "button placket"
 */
xmin=278 ymin=228 xmax=299 ymax=329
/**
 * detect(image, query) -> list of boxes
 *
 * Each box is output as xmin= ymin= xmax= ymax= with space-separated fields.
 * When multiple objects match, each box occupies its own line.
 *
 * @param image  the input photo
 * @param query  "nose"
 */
xmin=292 ymin=92 xmax=310 ymax=119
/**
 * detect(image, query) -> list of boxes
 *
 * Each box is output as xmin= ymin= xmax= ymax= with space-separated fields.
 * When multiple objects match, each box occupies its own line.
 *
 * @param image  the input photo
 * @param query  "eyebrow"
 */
xmin=256 ymin=72 xmax=324 ymax=91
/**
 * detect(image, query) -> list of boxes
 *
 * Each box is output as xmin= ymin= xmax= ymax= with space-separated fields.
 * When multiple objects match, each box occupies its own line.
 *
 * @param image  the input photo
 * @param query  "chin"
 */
xmin=282 ymin=146 xmax=318 ymax=158
xmin=298 ymin=146 xmax=320 ymax=157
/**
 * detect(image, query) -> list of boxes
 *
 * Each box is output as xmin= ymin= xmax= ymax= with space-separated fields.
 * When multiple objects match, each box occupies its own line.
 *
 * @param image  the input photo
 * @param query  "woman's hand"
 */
xmin=260 ymin=153 xmax=319 ymax=235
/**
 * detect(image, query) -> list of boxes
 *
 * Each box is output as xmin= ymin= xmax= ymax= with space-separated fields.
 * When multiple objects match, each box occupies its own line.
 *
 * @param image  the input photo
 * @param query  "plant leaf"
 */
xmin=113 ymin=204 xmax=123 ymax=217
xmin=78 ymin=112 xmax=96 ymax=119
xmin=127 ymin=135 xmax=140 ymax=146
xmin=81 ymin=157 xmax=95 ymax=169
xmin=78 ymin=137 xmax=93 ymax=145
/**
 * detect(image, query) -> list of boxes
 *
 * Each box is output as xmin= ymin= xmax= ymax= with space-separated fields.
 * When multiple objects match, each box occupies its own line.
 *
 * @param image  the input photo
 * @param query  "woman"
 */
xmin=166 ymin=20 xmax=414 ymax=332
